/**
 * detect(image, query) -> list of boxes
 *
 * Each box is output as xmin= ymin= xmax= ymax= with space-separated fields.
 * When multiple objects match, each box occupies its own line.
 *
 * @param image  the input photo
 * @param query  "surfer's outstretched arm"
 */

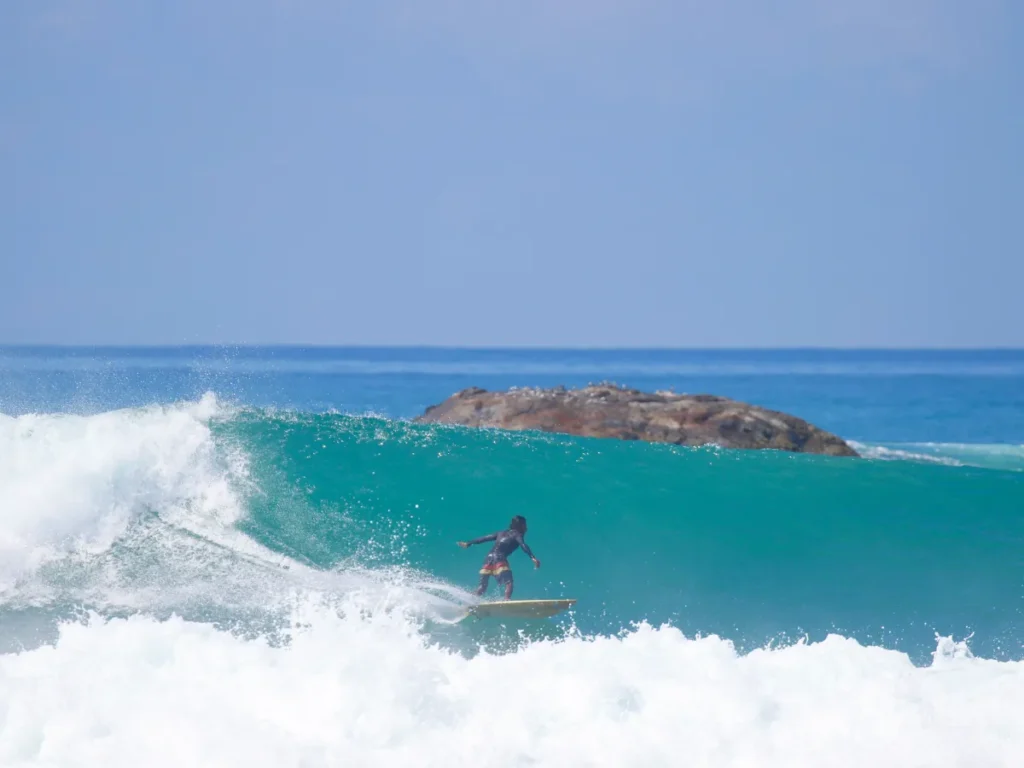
xmin=513 ymin=532 xmax=541 ymax=568
xmin=457 ymin=533 xmax=498 ymax=548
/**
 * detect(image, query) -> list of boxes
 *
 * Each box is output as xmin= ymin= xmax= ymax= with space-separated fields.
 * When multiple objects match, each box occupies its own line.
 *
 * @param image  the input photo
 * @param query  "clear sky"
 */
xmin=2 ymin=1 xmax=1021 ymax=347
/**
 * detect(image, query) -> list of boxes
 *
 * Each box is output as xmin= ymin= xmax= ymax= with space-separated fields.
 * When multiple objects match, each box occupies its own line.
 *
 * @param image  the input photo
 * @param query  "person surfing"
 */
xmin=457 ymin=515 xmax=540 ymax=600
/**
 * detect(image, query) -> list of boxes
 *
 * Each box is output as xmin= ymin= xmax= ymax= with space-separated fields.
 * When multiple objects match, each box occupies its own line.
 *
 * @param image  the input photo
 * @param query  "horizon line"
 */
xmin=2 ymin=343 xmax=1023 ymax=352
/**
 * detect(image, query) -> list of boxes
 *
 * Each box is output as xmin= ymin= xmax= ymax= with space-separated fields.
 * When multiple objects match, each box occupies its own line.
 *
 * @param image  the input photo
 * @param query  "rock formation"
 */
xmin=415 ymin=384 xmax=858 ymax=457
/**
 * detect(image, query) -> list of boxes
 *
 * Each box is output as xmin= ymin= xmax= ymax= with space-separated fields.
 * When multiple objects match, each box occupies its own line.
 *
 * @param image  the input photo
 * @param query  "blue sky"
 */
xmin=3 ymin=1 xmax=1021 ymax=347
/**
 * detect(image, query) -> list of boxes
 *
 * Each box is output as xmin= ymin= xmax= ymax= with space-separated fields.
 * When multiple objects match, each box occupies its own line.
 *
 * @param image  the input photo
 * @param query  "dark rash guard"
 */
xmin=467 ymin=529 xmax=535 ymax=563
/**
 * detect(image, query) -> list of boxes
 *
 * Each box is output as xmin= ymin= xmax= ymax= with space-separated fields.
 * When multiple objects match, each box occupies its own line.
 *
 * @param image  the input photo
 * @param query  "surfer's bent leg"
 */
xmin=475 ymin=573 xmax=489 ymax=596
xmin=476 ymin=556 xmax=497 ymax=595
xmin=497 ymin=568 xmax=513 ymax=600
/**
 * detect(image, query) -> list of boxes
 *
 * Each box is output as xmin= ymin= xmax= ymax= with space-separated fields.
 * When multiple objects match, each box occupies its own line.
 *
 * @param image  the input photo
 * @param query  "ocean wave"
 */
xmin=2 ymin=399 xmax=1022 ymax=665
xmin=0 ymin=396 xmax=479 ymax=653
xmin=0 ymin=606 xmax=1021 ymax=767
xmin=0 ymin=398 xmax=1022 ymax=765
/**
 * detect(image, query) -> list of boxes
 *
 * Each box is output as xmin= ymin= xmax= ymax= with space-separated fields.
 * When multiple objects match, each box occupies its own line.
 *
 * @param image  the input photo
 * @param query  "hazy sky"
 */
xmin=3 ymin=1 xmax=1021 ymax=347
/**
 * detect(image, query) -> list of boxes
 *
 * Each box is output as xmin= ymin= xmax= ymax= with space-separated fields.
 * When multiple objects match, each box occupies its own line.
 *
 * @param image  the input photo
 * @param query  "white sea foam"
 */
xmin=852 ymin=440 xmax=1024 ymax=471
xmin=0 ymin=605 xmax=1021 ymax=768
xmin=850 ymin=441 xmax=965 ymax=466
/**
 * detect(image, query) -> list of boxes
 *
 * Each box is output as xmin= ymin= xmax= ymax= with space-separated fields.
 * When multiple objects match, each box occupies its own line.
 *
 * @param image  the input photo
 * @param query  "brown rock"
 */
xmin=415 ymin=384 xmax=858 ymax=457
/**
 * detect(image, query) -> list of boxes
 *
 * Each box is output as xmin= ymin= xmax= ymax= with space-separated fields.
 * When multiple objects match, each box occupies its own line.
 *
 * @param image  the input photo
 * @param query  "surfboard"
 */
xmin=464 ymin=598 xmax=577 ymax=620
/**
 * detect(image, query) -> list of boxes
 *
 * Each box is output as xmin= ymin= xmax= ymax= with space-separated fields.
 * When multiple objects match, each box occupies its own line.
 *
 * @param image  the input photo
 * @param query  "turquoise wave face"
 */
xmin=218 ymin=409 xmax=1024 ymax=662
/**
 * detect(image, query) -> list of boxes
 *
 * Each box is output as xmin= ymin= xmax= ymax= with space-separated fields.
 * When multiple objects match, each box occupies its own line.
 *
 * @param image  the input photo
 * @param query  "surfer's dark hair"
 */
xmin=510 ymin=515 xmax=527 ymax=533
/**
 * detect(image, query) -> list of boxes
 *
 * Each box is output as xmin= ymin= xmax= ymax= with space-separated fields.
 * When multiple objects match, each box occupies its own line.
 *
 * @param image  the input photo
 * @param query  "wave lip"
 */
xmin=0 ymin=393 xmax=243 ymax=595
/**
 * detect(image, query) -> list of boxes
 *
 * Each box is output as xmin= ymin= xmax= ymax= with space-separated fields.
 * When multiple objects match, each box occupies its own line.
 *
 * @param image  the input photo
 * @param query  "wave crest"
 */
xmin=0 ymin=393 xmax=246 ymax=595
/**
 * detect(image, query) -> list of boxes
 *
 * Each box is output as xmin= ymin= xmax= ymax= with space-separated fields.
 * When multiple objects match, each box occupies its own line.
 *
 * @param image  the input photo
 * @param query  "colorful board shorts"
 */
xmin=480 ymin=558 xmax=512 ymax=584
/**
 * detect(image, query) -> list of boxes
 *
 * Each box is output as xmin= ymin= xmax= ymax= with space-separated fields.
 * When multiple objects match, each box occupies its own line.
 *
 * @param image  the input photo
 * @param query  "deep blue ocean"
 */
xmin=4 ymin=346 xmax=1024 ymax=443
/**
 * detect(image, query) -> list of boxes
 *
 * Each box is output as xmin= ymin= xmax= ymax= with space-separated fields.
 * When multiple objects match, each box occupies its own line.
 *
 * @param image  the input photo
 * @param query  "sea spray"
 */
xmin=0 ymin=394 xmax=244 ymax=595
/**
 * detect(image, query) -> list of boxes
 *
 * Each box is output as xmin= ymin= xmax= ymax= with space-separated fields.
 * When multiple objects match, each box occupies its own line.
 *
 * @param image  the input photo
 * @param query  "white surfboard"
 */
xmin=464 ymin=598 xmax=577 ymax=620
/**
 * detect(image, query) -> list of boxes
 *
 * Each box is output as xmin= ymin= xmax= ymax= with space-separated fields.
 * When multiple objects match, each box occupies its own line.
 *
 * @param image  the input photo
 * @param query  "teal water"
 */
xmin=224 ymin=409 xmax=1024 ymax=662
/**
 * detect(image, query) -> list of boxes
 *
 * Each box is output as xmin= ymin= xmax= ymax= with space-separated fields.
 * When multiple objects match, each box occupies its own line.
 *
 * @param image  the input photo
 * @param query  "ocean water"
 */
xmin=1 ymin=347 xmax=1023 ymax=767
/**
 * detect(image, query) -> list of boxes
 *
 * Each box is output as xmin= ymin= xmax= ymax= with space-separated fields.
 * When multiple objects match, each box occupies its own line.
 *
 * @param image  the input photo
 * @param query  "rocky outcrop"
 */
xmin=415 ymin=384 xmax=858 ymax=457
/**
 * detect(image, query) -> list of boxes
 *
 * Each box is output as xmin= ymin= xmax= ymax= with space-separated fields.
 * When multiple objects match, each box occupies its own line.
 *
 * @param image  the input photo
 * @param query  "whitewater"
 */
xmin=2 ymin=348 xmax=1023 ymax=767
xmin=4 ymin=608 xmax=1021 ymax=767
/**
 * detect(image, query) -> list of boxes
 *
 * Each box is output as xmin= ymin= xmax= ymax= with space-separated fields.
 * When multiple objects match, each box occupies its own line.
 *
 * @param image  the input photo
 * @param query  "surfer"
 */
xmin=457 ymin=515 xmax=540 ymax=600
